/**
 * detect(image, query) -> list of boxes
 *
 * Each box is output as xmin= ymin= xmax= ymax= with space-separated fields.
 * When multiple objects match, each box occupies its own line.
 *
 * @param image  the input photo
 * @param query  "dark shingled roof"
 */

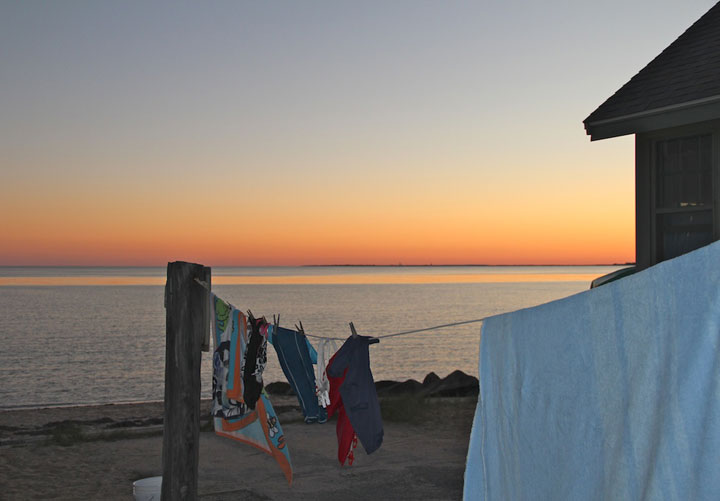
xmin=584 ymin=2 xmax=720 ymax=129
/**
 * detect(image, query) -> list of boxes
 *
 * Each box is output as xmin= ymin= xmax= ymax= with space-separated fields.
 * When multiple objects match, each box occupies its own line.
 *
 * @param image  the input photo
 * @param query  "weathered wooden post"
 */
xmin=162 ymin=261 xmax=211 ymax=500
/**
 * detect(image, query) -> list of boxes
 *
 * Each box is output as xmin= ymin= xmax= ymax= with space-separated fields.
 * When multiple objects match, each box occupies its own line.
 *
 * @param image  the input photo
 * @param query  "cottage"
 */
xmin=584 ymin=1 xmax=720 ymax=271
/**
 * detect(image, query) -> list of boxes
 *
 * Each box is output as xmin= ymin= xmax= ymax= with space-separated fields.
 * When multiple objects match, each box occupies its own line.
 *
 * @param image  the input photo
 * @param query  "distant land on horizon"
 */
xmin=0 ymin=262 xmax=636 ymax=268
xmin=301 ymin=263 xmax=635 ymax=268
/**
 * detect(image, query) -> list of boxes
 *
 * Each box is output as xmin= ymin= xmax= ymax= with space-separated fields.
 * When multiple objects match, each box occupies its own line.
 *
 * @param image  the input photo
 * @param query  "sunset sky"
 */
xmin=2 ymin=1 xmax=716 ymax=266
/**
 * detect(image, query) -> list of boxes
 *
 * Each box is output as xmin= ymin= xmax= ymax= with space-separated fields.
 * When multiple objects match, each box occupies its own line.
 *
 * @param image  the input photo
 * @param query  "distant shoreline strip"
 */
xmin=0 ymin=273 xmax=603 ymax=286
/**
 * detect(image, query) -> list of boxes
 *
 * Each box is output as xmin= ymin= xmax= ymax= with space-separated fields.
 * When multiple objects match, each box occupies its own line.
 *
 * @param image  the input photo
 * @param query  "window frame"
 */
xmin=635 ymin=119 xmax=720 ymax=269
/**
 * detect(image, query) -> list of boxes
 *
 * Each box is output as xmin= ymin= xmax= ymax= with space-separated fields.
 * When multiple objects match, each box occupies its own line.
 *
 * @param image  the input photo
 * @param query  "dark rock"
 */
xmin=272 ymin=404 xmax=301 ymax=415
xmin=265 ymin=381 xmax=295 ymax=395
xmin=376 ymin=379 xmax=423 ymax=396
xmin=424 ymin=370 xmax=479 ymax=397
xmin=422 ymin=372 xmax=441 ymax=387
xmin=375 ymin=380 xmax=400 ymax=393
xmin=387 ymin=379 xmax=423 ymax=395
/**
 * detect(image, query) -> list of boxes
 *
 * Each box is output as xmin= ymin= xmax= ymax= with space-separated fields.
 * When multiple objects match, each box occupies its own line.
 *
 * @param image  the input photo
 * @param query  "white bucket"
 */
xmin=133 ymin=476 xmax=162 ymax=501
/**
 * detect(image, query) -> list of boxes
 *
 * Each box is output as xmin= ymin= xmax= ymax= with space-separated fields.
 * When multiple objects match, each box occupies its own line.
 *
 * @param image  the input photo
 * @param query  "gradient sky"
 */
xmin=1 ymin=1 xmax=716 ymax=266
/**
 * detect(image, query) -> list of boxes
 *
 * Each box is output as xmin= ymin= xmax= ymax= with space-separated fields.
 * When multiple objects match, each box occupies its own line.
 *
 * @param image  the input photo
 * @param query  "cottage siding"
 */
xmin=636 ymin=134 xmax=652 ymax=270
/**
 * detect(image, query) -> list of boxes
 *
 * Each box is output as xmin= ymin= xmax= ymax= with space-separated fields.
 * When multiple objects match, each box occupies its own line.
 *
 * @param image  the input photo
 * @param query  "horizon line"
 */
xmin=0 ymin=262 xmax=635 ymax=268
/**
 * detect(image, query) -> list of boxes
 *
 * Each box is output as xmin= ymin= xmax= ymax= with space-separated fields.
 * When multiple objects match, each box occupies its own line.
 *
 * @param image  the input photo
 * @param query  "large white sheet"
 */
xmin=464 ymin=241 xmax=720 ymax=500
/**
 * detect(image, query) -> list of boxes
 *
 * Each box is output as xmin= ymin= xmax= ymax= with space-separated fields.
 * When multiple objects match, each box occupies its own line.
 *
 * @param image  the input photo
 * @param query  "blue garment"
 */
xmin=464 ymin=240 xmax=720 ymax=500
xmin=268 ymin=327 xmax=317 ymax=364
xmin=269 ymin=326 xmax=326 ymax=424
xmin=327 ymin=335 xmax=383 ymax=454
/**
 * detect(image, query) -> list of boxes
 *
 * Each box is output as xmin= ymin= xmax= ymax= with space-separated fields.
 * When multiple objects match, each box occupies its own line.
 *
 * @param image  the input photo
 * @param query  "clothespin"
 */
xmin=247 ymin=309 xmax=255 ymax=324
xmin=349 ymin=322 xmax=379 ymax=344
xmin=295 ymin=320 xmax=305 ymax=336
xmin=273 ymin=314 xmax=280 ymax=335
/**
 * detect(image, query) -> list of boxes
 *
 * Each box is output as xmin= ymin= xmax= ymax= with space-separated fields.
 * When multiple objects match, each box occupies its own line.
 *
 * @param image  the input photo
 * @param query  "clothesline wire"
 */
xmin=193 ymin=277 xmax=486 ymax=340
xmin=302 ymin=317 xmax=487 ymax=340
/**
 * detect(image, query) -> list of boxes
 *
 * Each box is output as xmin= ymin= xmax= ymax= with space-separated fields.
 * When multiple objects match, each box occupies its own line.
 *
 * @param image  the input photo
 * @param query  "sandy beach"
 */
xmin=0 ymin=392 xmax=477 ymax=500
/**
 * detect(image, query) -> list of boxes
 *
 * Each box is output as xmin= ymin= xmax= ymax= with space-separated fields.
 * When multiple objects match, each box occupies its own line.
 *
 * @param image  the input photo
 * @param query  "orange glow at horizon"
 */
xmin=1 ymin=137 xmax=635 ymax=267
xmin=0 ymin=272 xmax=617 ymax=287
xmin=0 ymin=185 xmax=635 ymax=266
xmin=0 ymin=215 xmax=634 ymax=267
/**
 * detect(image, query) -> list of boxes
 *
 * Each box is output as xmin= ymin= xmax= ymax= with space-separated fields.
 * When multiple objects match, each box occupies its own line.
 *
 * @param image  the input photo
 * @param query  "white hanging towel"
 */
xmin=465 ymin=240 xmax=720 ymax=500
xmin=316 ymin=338 xmax=338 ymax=408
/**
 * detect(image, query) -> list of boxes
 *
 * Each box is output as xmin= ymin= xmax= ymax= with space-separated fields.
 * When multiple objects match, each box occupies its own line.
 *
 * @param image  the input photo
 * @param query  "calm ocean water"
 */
xmin=0 ymin=266 xmax=621 ymax=409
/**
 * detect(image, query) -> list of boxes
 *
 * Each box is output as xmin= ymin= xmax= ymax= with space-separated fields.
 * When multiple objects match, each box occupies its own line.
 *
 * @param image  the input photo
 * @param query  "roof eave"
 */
xmin=584 ymin=95 xmax=720 ymax=140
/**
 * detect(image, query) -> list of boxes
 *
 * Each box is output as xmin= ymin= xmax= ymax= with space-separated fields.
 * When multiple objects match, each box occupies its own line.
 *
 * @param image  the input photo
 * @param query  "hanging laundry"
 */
xmin=268 ymin=325 xmax=327 ymax=424
xmin=327 ymin=335 xmax=384 ymax=460
xmin=211 ymin=295 xmax=293 ymax=485
xmin=214 ymin=389 xmax=293 ymax=485
xmin=211 ymin=296 xmax=249 ymax=420
xmin=464 ymin=241 xmax=720 ymax=500
xmin=316 ymin=338 xmax=338 ymax=408
xmin=326 ymin=351 xmax=358 ymax=466
xmin=243 ymin=314 xmax=269 ymax=409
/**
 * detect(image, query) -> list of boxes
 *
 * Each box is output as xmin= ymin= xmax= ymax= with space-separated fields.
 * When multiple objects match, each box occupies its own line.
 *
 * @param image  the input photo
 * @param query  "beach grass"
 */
xmin=47 ymin=422 xmax=84 ymax=446
xmin=45 ymin=423 xmax=164 ymax=446
xmin=381 ymin=395 xmax=435 ymax=424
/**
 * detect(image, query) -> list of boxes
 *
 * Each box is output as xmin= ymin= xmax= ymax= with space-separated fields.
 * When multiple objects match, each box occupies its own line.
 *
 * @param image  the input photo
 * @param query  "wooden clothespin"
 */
xmin=273 ymin=314 xmax=280 ymax=336
xmin=295 ymin=320 xmax=305 ymax=336
xmin=349 ymin=321 xmax=378 ymax=344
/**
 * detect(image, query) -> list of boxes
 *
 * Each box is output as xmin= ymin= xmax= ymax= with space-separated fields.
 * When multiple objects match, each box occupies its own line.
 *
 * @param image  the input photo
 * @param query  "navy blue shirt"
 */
xmin=327 ymin=335 xmax=384 ymax=454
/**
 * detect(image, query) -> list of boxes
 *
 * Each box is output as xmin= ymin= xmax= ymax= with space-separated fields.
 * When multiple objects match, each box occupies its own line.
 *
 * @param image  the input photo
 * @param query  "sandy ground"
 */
xmin=0 ymin=396 xmax=476 ymax=500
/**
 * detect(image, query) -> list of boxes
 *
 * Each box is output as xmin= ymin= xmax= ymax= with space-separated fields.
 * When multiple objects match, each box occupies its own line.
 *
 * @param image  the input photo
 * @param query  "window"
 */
xmin=654 ymin=134 xmax=714 ymax=262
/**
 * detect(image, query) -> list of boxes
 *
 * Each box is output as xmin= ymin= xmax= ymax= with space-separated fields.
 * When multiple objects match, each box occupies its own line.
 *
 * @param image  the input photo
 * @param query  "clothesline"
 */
xmin=207 ymin=277 xmax=487 ymax=476
xmin=193 ymin=277 xmax=486 ymax=340
xmin=302 ymin=318 xmax=487 ymax=340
